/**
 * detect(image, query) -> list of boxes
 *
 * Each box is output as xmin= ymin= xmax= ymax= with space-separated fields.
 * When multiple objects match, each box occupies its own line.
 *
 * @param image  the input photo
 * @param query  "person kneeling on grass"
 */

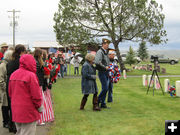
xmin=8 ymin=54 xmax=43 ymax=135
xmin=80 ymin=53 xmax=101 ymax=111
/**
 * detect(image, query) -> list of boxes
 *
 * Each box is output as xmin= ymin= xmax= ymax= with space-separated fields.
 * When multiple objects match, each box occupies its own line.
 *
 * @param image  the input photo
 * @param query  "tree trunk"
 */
xmin=113 ymin=42 xmax=126 ymax=71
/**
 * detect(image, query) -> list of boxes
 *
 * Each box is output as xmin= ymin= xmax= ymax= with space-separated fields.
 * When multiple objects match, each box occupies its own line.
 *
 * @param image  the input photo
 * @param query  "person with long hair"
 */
xmin=34 ymin=48 xmax=54 ymax=125
xmin=6 ymin=44 xmax=26 ymax=133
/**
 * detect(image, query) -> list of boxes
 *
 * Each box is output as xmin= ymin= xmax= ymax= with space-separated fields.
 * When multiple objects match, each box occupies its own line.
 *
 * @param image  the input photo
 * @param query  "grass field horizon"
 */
xmin=66 ymin=62 xmax=180 ymax=76
xmin=49 ymin=77 xmax=180 ymax=135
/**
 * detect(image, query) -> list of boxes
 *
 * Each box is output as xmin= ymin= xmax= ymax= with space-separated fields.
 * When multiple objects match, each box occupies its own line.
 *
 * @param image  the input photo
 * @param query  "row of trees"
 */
xmin=125 ymin=42 xmax=148 ymax=66
xmin=54 ymin=0 xmax=167 ymax=70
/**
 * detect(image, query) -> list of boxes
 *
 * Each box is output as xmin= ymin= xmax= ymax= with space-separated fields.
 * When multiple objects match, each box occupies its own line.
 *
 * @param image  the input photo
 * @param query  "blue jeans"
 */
xmin=108 ymin=81 xmax=113 ymax=102
xmin=64 ymin=64 xmax=67 ymax=75
xmin=74 ymin=67 xmax=79 ymax=75
xmin=98 ymin=71 xmax=109 ymax=105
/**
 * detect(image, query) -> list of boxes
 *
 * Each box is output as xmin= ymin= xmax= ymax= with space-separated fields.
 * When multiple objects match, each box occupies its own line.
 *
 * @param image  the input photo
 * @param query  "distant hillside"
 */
xmin=120 ymin=49 xmax=180 ymax=59
xmin=148 ymin=50 xmax=180 ymax=59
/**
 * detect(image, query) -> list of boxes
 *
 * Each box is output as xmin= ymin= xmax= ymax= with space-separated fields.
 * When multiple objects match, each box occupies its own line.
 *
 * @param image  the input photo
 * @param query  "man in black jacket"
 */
xmin=95 ymin=38 xmax=110 ymax=108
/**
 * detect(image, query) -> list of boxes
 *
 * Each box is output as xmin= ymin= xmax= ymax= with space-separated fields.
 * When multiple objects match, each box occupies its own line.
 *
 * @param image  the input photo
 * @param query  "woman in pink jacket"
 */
xmin=8 ymin=54 xmax=43 ymax=135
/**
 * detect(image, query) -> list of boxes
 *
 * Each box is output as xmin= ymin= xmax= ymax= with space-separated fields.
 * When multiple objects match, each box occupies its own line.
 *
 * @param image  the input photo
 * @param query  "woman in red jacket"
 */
xmin=8 ymin=54 xmax=43 ymax=135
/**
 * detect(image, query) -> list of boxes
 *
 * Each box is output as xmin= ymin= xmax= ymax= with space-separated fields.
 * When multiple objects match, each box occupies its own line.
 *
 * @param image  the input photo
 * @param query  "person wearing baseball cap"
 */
xmin=94 ymin=38 xmax=111 ymax=108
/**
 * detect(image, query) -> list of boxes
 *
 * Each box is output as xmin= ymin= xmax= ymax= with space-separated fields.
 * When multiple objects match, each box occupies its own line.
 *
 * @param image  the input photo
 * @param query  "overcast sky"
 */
xmin=0 ymin=0 xmax=180 ymax=49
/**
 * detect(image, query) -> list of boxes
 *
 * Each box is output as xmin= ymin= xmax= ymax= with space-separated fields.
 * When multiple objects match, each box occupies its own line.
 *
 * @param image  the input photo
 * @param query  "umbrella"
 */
xmin=75 ymin=52 xmax=81 ymax=56
xmin=70 ymin=56 xmax=83 ymax=65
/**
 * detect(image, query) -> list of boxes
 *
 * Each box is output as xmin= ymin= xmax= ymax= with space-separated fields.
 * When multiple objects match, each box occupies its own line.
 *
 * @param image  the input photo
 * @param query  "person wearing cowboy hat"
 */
xmin=94 ymin=38 xmax=111 ymax=108
xmin=0 ymin=43 xmax=9 ymax=61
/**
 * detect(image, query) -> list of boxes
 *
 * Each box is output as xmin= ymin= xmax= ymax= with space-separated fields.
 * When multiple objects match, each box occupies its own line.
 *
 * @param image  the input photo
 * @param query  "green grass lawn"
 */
xmin=49 ymin=77 xmax=180 ymax=135
xmin=65 ymin=62 xmax=180 ymax=76
xmin=125 ymin=62 xmax=180 ymax=75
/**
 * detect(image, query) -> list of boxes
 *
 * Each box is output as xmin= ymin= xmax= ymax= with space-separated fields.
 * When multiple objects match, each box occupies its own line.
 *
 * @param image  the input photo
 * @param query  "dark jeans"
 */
xmin=108 ymin=81 xmax=113 ymax=102
xmin=74 ymin=67 xmax=79 ymax=75
xmin=1 ymin=106 xmax=10 ymax=125
xmin=60 ymin=64 xmax=64 ymax=78
xmin=98 ymin=71 xmax=109 ymax=105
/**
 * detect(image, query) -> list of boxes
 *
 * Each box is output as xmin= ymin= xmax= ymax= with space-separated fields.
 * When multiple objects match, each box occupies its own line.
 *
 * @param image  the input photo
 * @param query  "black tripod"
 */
xmin=146 ymin=58 xmax=164 ymax=96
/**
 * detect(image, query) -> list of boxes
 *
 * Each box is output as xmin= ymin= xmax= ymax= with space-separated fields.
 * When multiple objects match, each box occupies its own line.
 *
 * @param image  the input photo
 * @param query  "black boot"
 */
xmin=2 ymin=106 xmax=9 ymax=128
xmin=80 ymin=97 xmax=87 ymax=110
xmin=8 ymin=107 xmax=17 ymax=133
xmin=8 ymin=121 xmax=17 ymax=133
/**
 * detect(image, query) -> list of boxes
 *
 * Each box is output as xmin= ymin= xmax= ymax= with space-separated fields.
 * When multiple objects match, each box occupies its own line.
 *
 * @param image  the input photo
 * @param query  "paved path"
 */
xmin=0 ymin=103 xmax=50 ymax=135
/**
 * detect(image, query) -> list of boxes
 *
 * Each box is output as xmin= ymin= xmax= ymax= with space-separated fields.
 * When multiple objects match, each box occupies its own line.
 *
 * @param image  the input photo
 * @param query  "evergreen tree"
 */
xmin=138 ymin=41 xmax=148 ymax=61
xmin=126 ymin=46 xmax=136 ymax=66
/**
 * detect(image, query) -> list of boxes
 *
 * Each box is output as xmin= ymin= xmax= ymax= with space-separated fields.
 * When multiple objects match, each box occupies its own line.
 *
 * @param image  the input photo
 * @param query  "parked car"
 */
xmin=150 ymin=55 xmax=178 ymax=65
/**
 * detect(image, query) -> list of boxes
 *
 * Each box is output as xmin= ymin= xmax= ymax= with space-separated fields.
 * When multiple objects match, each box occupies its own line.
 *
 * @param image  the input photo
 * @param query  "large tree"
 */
xmin=54 ymin=0 xmax=167 ymax=70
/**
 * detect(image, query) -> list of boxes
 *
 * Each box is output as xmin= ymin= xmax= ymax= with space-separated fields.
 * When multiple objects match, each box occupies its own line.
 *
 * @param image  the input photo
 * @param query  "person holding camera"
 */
xmin=95 ymin=38 xmax=110 ymax=108
xmin=80 ymin=53 xmax=101 ymax=111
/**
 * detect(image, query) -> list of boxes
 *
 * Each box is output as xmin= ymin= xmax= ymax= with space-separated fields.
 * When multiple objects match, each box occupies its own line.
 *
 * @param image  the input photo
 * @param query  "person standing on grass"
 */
xmin=95 ymin=38 xmax=110 ymax=108
xmin=8 ymin=54 xmax=43 ymax=135
xmin=73 ymin=55 xmax=80 ymax=75
xmin=0 ymin=50 xmax=13 ymax=128
xmin=107 ymin=51 xmax=116 ymax=103
xmin=80 ymin=53 xmax=101 ymax=111
xmin=57 ymin=52 xmax=65 ymax=78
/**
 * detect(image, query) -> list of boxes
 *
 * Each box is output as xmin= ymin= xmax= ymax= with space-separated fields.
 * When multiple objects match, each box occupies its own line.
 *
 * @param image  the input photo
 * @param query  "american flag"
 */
xmin=38 ymin=89 xmax=54 ymax=124
xmin=156 ymin=79 xmax=160 ymax=89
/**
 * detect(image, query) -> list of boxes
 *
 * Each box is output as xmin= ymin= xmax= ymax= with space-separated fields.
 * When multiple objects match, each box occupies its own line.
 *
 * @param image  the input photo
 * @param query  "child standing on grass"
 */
xmin=80 ymin=53 xmax=101 ymax=111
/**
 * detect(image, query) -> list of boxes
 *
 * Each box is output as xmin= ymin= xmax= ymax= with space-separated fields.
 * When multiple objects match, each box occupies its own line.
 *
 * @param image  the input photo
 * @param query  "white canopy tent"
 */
xmin=32 ymin=41 xmax=64 ymax=48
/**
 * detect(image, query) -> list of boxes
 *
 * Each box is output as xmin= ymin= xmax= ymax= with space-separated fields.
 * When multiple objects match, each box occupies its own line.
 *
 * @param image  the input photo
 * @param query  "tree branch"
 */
xmin=74 ymin=15 xmax=108 ymax=32
xmin=108 ymin=1 xmax=115 ymax=40
xmin=94 ymin=0 xmax=112 ymax=33
xmin=122 ymin=27 xmax=146 ymax=41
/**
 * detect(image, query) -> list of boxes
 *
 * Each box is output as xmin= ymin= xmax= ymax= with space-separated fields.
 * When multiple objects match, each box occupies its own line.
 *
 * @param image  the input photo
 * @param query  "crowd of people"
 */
xmin=0 ymin=43 xmax=67 ymax=135
xmin=0 ymin=38 xmax=119 ymax=135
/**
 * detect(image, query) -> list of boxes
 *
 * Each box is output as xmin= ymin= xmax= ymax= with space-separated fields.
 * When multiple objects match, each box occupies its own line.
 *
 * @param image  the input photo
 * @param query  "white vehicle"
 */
xmin=115 ymin=53 xmax=141 ymax=63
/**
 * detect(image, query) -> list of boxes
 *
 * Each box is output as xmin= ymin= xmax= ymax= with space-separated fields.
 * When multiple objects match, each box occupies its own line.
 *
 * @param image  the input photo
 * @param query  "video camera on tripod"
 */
xmin=150 ymin=55 xmax=159 ymax=70
xmin=151 ymin=55 xmax=158 ymax=62
xmin=147 ymin=55 xmax=164 ymax=96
